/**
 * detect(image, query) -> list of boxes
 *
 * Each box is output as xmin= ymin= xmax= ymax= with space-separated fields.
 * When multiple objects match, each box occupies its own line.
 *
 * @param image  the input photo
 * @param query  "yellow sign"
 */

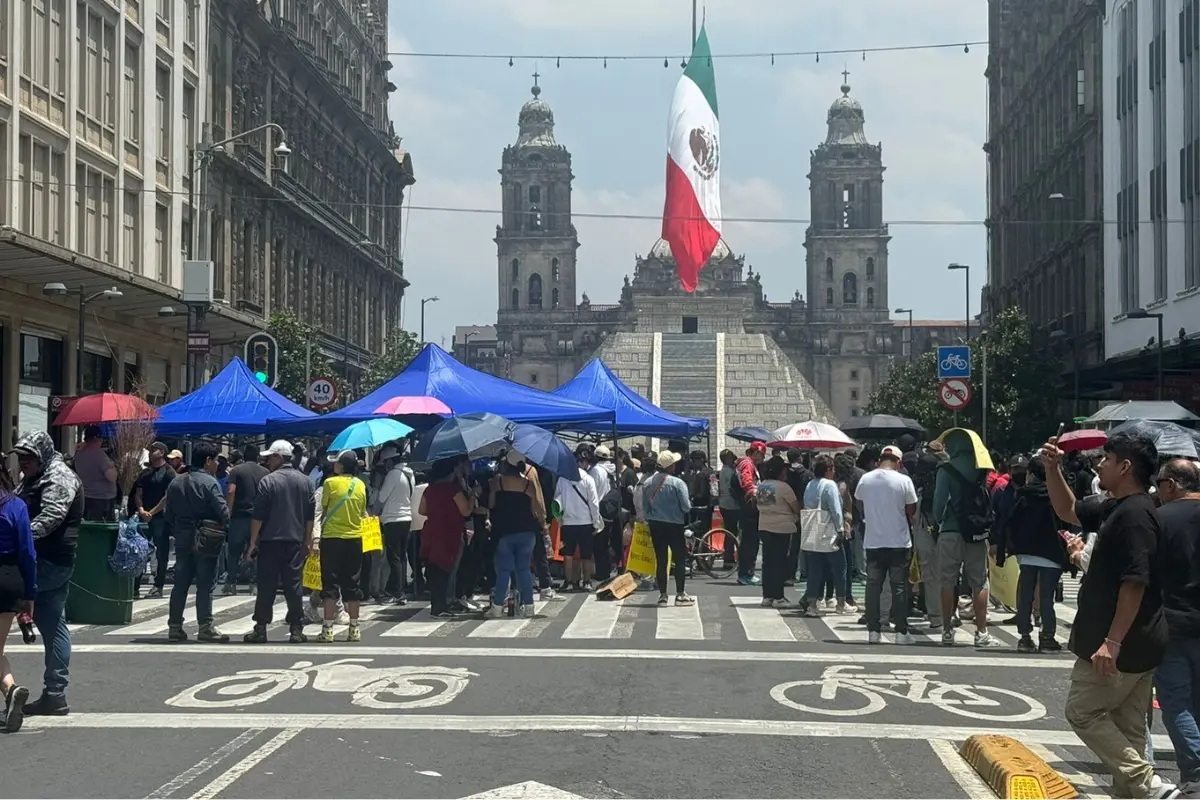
xmin=362 ymin=516 xmax=383 ymax=553
xmin=302 ymin=552 xmax=322 ymax=591
xmin=626 ymin=522 xmax=671 ymax=576
xmin=988 ymin=553 xmax=1020 ymax=609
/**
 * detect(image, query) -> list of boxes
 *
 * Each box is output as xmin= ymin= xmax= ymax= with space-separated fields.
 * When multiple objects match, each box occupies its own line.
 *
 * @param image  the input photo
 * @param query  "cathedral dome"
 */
xmin=649 ymin=237 xmax=732 ymax=262
xmin=825 ymin=81 xmax=869 ymax=147
xmin=516 ymin=82 xmax=557 ymax=148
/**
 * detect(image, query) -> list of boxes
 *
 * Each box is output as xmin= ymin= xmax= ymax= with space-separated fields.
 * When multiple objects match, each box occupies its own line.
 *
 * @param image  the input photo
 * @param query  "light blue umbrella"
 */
xmin=330 ymin=418 xmax=414 ymax=451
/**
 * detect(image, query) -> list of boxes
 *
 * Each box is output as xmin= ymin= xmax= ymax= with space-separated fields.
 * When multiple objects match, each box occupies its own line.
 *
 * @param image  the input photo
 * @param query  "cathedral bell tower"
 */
xmin=496 ymin=75 xmax=579 ymax=316
xmin=804 ymin=74 xmax=890 ymax=323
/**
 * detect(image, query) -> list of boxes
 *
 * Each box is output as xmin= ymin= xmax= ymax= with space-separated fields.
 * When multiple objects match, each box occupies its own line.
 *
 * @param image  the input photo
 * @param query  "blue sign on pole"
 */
xmin=937 ymin=345 xmax=972 ymax=380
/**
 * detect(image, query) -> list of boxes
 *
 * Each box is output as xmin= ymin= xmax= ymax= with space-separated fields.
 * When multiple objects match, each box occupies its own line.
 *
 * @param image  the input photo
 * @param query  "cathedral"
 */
xmin=485 ymin=75 xmax=966 ymax=455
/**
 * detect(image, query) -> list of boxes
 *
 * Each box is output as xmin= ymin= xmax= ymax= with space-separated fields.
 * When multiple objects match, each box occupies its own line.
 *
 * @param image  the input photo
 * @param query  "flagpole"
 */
xmin=691 ymin=0 xmax=697 ymax=47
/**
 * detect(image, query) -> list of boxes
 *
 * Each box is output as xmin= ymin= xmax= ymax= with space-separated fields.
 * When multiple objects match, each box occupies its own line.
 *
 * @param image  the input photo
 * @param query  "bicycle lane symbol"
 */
xmin=769 ymin=665 xmax=1046 ymax=723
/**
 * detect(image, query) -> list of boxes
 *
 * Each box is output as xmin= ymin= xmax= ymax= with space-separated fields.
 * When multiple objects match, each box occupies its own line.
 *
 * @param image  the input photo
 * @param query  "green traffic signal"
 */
xmin=255 ymin=371 xmax=269 ymax=383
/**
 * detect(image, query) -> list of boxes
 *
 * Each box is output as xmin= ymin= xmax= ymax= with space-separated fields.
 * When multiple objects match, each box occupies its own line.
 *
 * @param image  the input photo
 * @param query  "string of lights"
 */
xmin=387 ymin=39 xmax=989 ymax=68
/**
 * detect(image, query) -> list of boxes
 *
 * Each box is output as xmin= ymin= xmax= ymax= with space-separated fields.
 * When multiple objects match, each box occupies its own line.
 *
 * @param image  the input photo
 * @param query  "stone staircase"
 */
xmin=658 ymin=334 xmax=720 ymax=452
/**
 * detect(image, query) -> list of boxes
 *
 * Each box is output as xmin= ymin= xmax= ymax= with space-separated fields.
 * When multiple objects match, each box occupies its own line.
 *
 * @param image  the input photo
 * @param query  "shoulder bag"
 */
xmin=183 ymin=474 xmax=229 ymax=558
xmin=799 ymin=480 xmax=841 ymax=553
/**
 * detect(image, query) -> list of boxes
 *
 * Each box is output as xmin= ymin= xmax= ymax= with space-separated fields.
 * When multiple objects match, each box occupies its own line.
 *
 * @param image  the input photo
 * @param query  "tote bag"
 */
xmin=799 ymin=507 xmax=840 ymax=553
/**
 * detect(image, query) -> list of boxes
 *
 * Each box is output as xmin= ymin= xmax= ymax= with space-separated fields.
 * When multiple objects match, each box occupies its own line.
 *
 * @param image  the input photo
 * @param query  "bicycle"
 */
xmin=940 ymin=353 xmax=968 ymax=372
xmin=685 ymin=520 xmax=739 ymax=579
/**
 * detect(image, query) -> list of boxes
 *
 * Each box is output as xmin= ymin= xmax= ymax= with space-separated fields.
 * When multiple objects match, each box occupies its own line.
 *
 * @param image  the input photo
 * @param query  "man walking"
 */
xmin=854 ymin=446 xmax=918 ymax=645
xmin=223 ymin=443 xmax=268 ymax=594
xmin=244 ymin=440 xmax=313 ymax=644
xmin=133 ymin=442 xmax=175 ymax=597
xmin=1043 ymin=432 xmax=1176 ymax=799
xmin=12 ymin=431 xmax=83 ymax=717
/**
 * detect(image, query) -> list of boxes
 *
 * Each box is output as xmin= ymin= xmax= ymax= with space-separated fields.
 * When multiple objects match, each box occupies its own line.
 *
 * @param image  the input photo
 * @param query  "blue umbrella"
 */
xmin=510 ymin=424 xmax=579 ymax=480
xmin=410 ymin=412 xmax=516 ymax=465
xmin=726 ymin=426 xmax=774 ymax=443
xmin=330 ymin=418 xmax=414 ymax=451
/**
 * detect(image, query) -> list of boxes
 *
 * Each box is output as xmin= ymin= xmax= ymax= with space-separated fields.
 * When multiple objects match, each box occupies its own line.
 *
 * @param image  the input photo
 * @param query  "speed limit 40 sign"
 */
xmin=307 ymin=377 xmax=337 ymax=409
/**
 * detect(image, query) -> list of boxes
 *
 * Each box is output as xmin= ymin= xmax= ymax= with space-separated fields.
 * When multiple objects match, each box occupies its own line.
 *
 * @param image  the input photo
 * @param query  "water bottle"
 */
xmin=18 ymin=611 xmax=36 ymax=644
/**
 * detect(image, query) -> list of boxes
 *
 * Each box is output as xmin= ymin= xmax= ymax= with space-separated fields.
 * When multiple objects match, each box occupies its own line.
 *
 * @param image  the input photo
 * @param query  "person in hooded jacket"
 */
xmin=11 ymin=431 xmax=83 ymax=717
xmin=994 ymin=455 xmax=1070 ymax=654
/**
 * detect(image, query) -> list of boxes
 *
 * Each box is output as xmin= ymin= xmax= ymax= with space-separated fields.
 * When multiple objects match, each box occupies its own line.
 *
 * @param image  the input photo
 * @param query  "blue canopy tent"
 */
xmin=270 ymin=344 xmax=614 ymax=435
xmin=155 ymin=357 xmax=318 ymax=435
xmin=552 ymin=358 xmax=708 ymax=438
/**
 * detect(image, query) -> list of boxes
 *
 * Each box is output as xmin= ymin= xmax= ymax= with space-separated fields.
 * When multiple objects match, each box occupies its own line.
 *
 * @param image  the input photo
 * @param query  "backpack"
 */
xmin=941 ymin=462 xmax=995 ymax=542
xmin=109 ymin=516 xmax=152 ymax=576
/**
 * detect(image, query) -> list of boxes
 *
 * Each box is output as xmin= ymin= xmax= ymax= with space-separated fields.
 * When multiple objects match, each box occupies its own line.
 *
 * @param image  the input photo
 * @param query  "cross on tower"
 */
xmin=842 ymin=67 xmax=851 ymax=84
xmin=532 ymin=69 xmax=540 ymax=88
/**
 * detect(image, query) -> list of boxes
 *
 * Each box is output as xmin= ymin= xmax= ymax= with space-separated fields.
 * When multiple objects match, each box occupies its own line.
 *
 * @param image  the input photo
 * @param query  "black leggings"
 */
xmin=760 ymin=531 xmax=792 ymax=600
xmin=648 ymin=520 xmax=688 ymax=595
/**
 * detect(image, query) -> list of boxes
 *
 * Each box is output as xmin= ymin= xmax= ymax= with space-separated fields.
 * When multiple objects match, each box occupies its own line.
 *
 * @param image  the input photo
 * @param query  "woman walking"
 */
xmin=756 ymin=456 xmax=803 ymax=608
xmin=485 ymin=450 xmax=546 ymax=618
xmin=0 ymin=468 xmax=36 ymax=732
xmin=641 ymin=452 xmax=694 ymax=606
xmin=318 ymin=451 xmax=368 ymax=642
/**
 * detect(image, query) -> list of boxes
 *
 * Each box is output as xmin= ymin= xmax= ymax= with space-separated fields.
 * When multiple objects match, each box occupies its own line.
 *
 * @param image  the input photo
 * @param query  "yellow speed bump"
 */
xmin=960 ymin=734 xmax=1079 ymax=799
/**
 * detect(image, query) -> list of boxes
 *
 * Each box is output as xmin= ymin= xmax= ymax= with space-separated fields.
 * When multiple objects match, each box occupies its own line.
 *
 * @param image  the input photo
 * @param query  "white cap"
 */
xmin=657 ymin=451 xmax=682 ymax=469
xmin=266 ymin=439 xmax=294 ymax=458
xmin=506 ymin=448 xmax=526 ymax=466
xmin=594 ymin=445 xmax=612 ymax=459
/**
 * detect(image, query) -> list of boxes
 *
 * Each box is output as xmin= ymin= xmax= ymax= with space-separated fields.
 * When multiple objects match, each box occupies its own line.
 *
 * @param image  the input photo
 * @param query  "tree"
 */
xmin=361 ymin=329 xmax=422 ymax=396
xmin=265 ymin=311 xmax=338 ymax=408
xmin=866 ymin=307 xmax=1062 ymax=452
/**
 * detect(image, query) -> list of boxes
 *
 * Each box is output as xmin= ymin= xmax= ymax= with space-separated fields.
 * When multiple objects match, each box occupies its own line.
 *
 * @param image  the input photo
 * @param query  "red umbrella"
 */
xmin=53 ymin=393 xmax=158 ymax=427
xmin=1057 ymin=429 xmax=1108 ymax=453
xmin=373 ymin=396 xmax=453 ymax=416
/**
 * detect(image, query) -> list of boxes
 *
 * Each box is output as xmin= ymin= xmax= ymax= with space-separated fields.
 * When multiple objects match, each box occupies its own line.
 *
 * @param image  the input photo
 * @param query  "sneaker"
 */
xmin=198 ymin=626 xmax=229 ymax=644
xmin=221 ymin=583 xmax=237 ymax=596
xmin=1039 ymin=637 xmax=1064 ymax=653
xmin=521 ymin=603 xmax=536 ymax=618
xmin=317 ymin=626 xmax=335 ymax=642
xmin=657 ymin=593 xmax=669 ymax=605
xmin=941 ymin=629 xmax=956 ymax=646
xmin=804 ymin=605 xmax=822 ymax=618
xmin=145 ymin=587 xmax=163 ymax=599
xmin=737 ymin=575 xmax=761 ymax=586
xmin=868 ymin=631 xmax=882 ymax=644
xmin=772 ymin=598 xmax=793 ymax=609
xmin=675 ymin=593 xmax=695 ymax=606
xmin=760 ymin=598 xmax=774 ymax=608
xmin=836 ymin=602 xmax=858 ymax=615
xmin=927 ymin=617 xmax=943 ymax=632
xmin=1147 ymin=775 xmax=1181 ymax=799
xmin=21 ymin=693 xmax=69 ymax=717
xmin=167 ymin=626 xmax=188 ymax=642
xmin=856 ymin=614 xmax=868 ymax=625
xmin=429 ymin=611 xmax=455 ymax=619
xmin=243 ymin=625 xmax=268 ymax=644
xmin=824 ymin=598 xmax=837 ymax=609
xmin=896 ymin=632 xmax=917 ymax=645
xmin=581 ymin=581 xmax=594 ymax=593
xmin=539 ymin=588 xmax=561 ymax=601
xmin=394 ymin=595 xmax=409 ymax=606
xmin=881 ymin=621 xmax=893 ymax=632
xmin=346 ymin=625 xmax=362 ymax=643
xmin=4 ymin=685 xmax=29 ymax=732
xmin=998 ymin=614 xmax=1019 ymax=626
xmin=288 ymin=626 xmax=308 ymax=644
xmin=484 ymin=603 xmax=503 ymax=619
xmin=974 ymin=631 xmax=1002 ymax=648
xmin=1017 ymin=635 xmax=1038 ymax=654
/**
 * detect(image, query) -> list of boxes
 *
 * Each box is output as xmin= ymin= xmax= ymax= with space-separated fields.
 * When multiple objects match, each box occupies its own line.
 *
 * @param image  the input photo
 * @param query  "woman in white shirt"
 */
xmin=376 ymin=445 xmax=416 ymax=604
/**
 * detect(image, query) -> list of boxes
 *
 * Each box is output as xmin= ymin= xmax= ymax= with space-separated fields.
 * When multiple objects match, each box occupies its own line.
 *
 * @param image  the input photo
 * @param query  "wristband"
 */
xmin=1104 ymin=638 xmax=1122 ymax=649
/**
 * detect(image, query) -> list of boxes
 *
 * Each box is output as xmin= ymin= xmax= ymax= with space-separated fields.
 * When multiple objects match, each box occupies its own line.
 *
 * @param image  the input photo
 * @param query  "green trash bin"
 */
xmin=66 ymin=521 xmax=136 ymax=625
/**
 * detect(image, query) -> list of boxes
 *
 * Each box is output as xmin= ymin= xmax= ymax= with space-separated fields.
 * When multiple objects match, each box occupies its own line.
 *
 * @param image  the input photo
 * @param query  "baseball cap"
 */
xmin=657 ymin=451 xmax=682 ymax=469
xmin=167 ymin=449 xmax=184 ymax=460
xmin=594 ymin=445 xmax=612 ymax=459
xmin=266 ymin=439 xmax=294 ymax=458
xmin=1009 ymin=455 xmax=1030 ymax=470
xmin=149 ymin=441 xmax=168 ymax=454
xmin=749 ymin=441 xmax=768 ymax=454
xmin=880 ymin=445 xmax=903 ymax=461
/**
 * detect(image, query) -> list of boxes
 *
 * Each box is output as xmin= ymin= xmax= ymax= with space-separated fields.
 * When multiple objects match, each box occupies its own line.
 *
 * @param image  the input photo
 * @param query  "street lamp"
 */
xmin=1126 ymin=309 xmax=1165 ymax=400
xmin=420 ymin=296 xmax=439 ymax=344
xmin=948 ymin=263 xmax=970 ymax=339
xmin=894 ymin=308 xmax=914 ymax=363
xmin=43 ymin=283 xmax=123 ymax=395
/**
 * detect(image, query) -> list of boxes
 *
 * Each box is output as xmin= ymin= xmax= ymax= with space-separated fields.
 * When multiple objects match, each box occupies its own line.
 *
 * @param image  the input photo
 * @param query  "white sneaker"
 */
xmin=772 ymin=598 xmax=793 ymax=609
xmin=868 ymin=631 xmax=882 ymax=644
xmin=761 ymin=598 xmax=775 ymax=608
xmin=1145 ymin=775 xmax=1181 ymax=799
xmin=521 ymin=603 xmax=536 ymax=618
xmin=974 ymin=631 xmax=1002 ymax=648
xmin=483 ymin=603 xmax=502 ymax=619
xmin=896 ymin=632 xmax=917 ymax=645
xmin=839 ymin=602 xmax=859 ymax=614
xmin=824 ymin=598 xmax=837 ymax=609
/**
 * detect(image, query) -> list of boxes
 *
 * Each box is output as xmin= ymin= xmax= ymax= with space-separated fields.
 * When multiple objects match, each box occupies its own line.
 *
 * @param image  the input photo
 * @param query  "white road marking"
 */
xmin=928 ymin=738 xmax=996 ymax=798
xmin=187 ymin=728 xmax=303 ymax=799
xmin=654 ymin=598 xmax=704 ymax=640
xmin=562 ymin=595 xmax=622 ymax=639
xmin=221 ymin=601 xmax=287 ymax=637
xmin=28 ymin=713 xmax=1179 ymax=750
xmin=107 ymin=596 xmax=255 ymax=637
xmin=9 ymin=642 xmax=1075 ymax=667
xmin=379 ymin=609 xmax=451 ymax=638
xmin=730 ymin=596 xmax=795 ymax=642
xmin=1026 ymin=742 xmax=1107 ymax=794
xmin=146 ymin=728 xmax=266 ymax=798
xmin=469 ymin=602 xmax=549 ymax=638
xmin=462 ymin=781 xmax=584 ymax=799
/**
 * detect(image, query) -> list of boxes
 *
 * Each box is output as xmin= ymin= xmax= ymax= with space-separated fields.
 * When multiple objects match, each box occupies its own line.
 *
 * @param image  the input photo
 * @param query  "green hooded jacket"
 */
xmin=932 ymin=430 xmax=989 ymax=533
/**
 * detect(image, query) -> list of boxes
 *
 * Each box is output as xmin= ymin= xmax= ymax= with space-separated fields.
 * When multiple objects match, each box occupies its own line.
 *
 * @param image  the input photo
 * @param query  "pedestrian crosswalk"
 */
xmin=16 ymin=588 xmax=1083 ymax=649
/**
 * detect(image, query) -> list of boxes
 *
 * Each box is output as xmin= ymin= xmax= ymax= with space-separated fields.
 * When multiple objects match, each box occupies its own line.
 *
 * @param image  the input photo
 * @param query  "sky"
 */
xmin=388 ymin=0 xmax=989 ymax=349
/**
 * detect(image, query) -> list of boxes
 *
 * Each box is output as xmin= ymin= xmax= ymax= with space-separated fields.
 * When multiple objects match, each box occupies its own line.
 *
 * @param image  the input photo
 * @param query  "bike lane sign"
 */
xmin=937 ymin=345 xmax=971 ymax=380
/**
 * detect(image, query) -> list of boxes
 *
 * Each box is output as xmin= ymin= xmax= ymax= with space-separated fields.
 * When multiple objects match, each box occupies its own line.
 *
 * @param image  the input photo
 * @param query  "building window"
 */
xmin=527 ymin=205 xmax=541 ymax=230
xmin=528 ymin=273 xmax=543 ymax=309
xmin=20 ymin=334 xmax=64 ymax=385
xmin=155 ymin=64 xmax=171 ymax=169
xmin=1182 ymin=0 xmax=1200 ymax=289
xmin=75 ymin=163 xmax=116 ymax=262
xmin=76 ymin=6 xmax=117 ymax=155
xmin=510 ymin=257 xmax=518 ymax=280
xmin=866 ymin=287 xmax=875 ymax=307
xmin=825 ymin=287 xmax=833 ymax=305
xmin=529 ymin=372 xmax=538 ymax=385
xmin=1116 ymin=0 xmax=1140 ymax=312
xmin=123 ymin=191 xmax=140 ymax=273
xmin=1151 ymin=0 xmax=1168 ymax=301
xmin=510 ymin=287 xmax=519 ymax=309
xmin=850 ymin=369 xmax=859 ymax=380
xmin=80 ymin=351 xmax=114 ymax=393
xmin=850 ymin=389 xmax=859 ymax=402
xmin=154 ymin=202 xmax=169 ymax=283
xmin=551 ymin=257 xmax=560 ymax=281
xmin=825 ymin=256 xmax=833 ymax=278
xmin=528 ymin=186 xmax=541 ymax=204
xmin=842 ymin=272 xmax=858 ymax=305
xmin=865 ymin=256 xmax=875 ymax=277
xmin=682 ymin=315 xmax=699 ymax=334
xmin=123 ymin=42 xmax=139 ymax=142
xmin=551 ymin=288 xmax=559 ymax=309
xmin=19 ymin=136 xmax=67 ymax=243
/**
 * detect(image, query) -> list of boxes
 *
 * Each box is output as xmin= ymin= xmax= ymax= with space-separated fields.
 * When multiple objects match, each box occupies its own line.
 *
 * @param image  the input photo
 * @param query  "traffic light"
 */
xmin=244 ymin=331 xmax=279 ymax=387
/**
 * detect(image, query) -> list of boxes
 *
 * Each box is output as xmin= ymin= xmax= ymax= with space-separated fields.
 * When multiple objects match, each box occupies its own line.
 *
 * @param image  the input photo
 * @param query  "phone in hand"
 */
xmin=1055 ymin=422 xmax=1066 ymax=440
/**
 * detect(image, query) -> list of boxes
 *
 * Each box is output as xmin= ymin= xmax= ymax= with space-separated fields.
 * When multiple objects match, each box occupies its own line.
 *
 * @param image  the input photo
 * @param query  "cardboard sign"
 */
xmin=302 ymin=553 xmax=322 ymax=591
xmin=362 ymin=517 xmax=383 ymax=553
xmin=596 ymin=572 xmax=638 ymax=600
xmin=988 ymin=553 xmax=1020 ymax=609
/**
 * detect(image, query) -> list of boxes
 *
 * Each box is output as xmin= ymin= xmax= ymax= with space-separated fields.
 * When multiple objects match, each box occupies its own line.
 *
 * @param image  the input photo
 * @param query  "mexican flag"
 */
xmin=661 ymin=26 xmax=721 ymax=293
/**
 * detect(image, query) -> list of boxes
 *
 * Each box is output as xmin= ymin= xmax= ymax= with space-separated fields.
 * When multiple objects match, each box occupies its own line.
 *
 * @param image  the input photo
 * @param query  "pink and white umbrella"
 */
xmin=768 ymin=421 xmax=856 ymax=450
xmin=373 ymin=396 xmax=453 ymax=416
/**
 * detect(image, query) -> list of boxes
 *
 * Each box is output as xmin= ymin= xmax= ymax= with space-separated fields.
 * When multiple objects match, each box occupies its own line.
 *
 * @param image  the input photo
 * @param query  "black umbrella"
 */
xmin=1107 ymin=419 xmax=1200 ymax=460
xmin=726 ymin=426 xmax=774 ymax=443
xmin=839 ymin=414 xmax=927 ymax=441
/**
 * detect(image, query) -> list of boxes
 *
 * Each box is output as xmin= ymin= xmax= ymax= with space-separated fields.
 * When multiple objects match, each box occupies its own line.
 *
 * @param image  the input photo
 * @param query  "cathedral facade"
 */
xmin=491 ymin=77 xmax=966 ymax=431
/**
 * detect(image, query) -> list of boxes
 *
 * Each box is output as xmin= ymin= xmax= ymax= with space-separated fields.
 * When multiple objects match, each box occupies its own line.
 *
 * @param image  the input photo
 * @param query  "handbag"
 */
xmin=799 ymin=508 xmax=840 ymax=553
xmin=180 ymin=474 xmax=228 ymax=557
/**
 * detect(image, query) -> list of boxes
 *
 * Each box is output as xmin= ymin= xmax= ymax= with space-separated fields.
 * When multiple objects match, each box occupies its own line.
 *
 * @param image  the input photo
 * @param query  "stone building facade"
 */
xmin=493 ymin=78 xmax=965 ymax=449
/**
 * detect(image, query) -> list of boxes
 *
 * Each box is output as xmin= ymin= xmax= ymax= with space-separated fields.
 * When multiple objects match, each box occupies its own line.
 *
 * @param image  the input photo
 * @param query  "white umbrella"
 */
xmin=768 ymin=421 xmax=856 ymax=450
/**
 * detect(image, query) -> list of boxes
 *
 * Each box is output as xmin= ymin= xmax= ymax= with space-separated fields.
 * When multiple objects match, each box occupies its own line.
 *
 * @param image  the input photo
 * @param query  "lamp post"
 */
xmin=420 ymin=296 xmax=439 ymax=344
xmin=1126 ymin=309 xmax=1165 ymax=400
xmin=42 ymin=283 xmax=123 ymax=394
xmin=948 ymin=263 xmax=970 ymax=339
xmin=894 ymin=307 xmax=914 ymax=363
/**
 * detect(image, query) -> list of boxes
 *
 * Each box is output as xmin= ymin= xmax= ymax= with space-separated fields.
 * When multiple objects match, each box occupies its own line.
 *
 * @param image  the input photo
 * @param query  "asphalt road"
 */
xmin=0 ymin=576 xmax=1175 ymax=798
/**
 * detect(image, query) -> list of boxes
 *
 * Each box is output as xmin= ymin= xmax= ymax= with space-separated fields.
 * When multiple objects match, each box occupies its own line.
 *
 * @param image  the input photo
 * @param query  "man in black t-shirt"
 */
xmin=223 ymin=444 xmax=269 ymax=594
xmin=1043 ymin=431 xmax=1174 ymax=799
xmin=1150 ymin=458 xmax=1200 ymax=793
xmin=134 ymin=442 xmax=176 ymax=596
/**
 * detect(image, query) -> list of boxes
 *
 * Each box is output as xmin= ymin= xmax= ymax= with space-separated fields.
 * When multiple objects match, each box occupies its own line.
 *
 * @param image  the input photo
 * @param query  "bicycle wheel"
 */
xmin=693 ymin=528 xmax=738 ymax=579
xmin=771 ymin=680 xmax=886 ymax=717
xmin=927 ymin=683 xmax=1047 ymax=723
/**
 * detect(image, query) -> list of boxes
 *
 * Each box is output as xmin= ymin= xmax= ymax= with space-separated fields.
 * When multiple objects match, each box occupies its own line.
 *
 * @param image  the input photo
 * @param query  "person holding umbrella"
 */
xmin=419 ymin=457 xmax=478 ymax=618
xmin=484 ymin=449 xmax=546 ymax=618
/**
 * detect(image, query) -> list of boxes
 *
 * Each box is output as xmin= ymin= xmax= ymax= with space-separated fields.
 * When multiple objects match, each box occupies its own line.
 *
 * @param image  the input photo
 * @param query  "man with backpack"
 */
xmin=932 ymin=431 xmax=999 ymax=647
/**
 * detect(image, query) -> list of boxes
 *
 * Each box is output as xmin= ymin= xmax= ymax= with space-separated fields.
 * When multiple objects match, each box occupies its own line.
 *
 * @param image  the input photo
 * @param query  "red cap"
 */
xmin=750 ymin=441 xmax=768 ymax=453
